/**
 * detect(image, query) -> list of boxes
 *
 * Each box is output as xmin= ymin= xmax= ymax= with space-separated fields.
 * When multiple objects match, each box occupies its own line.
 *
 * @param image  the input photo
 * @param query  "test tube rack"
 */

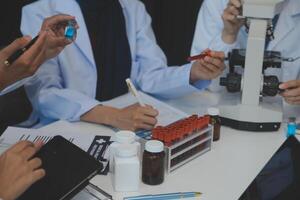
xmin=152 ymin=115 xmax=213 ymax=173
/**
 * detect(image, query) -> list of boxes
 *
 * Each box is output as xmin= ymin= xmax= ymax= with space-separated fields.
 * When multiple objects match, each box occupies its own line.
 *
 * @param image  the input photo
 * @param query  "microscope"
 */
xmin=219 ymin=0 xmax=284 ymax=132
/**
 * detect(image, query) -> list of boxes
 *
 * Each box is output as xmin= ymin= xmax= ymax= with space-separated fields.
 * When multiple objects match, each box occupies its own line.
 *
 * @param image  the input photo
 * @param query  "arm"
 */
xmin=0 ymin=14 xmax=76 ymax=95
xmin=191 ymin=0 xmax=243 ymax=92
xmin=191 ymin=0 xmax=241 ymax=56
xmin=133 ymin=2 xmax=225 ymax=99
xmin=21 ymin=5 xmax=100 ymax=122
xmin=22 ymin=3 xmax=158 ymax=131
xmin=132 ymin=2 xmax=220 ymax=99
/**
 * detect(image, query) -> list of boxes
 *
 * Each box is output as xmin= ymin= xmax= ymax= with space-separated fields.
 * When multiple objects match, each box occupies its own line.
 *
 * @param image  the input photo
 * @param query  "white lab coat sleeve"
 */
xmin=21 ymin=6 xmax=100 ymax=122
xmin=191 ymin=0 xmax=239 ymax=55
xmin=0 ymin=78 xmax=31 ymax=95
xmin=191 ymin=0 xmax=241 ymax=92
xmin=133 ymin=2 xmax=210 ymax=99
xmin=24 ymin=59 xmax=100 ymax=122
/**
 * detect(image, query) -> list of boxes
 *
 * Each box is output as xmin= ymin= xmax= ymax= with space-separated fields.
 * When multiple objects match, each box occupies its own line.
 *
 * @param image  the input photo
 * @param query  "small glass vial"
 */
xmin=142 ymin=140 xmax=165 ymax=185
xmin=109 ymin=131 xmax=140 ymax=172
xmin=287 ymin=117 xmax=297 ymax=137
xmin=64 ymin=19 xmax=77 ymax=41
xmin=208 ymin=107 xmax=221 ymax=141
xmin=114 ymin=145 xmax=140 ymax=192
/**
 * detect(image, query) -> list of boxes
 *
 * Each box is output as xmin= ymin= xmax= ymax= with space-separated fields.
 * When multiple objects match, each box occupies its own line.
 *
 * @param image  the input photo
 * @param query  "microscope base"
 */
xmin=220 ymin=117 xmax=281 ymax=132
xmin=220 ymin=105 xmax=282 ymax=132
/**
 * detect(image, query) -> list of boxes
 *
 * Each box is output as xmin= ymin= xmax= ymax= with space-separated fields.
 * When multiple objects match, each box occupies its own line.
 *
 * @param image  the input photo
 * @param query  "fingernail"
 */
xmin=279 ymin=84 xmax=284 ymax=89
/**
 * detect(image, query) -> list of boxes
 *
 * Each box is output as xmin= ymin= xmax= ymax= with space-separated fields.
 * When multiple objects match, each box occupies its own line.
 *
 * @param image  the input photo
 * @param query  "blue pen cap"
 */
xmin=64 ymin=20 xmax=77 ymax=40
xmin=287 ymin=117 xmax=297 ymax=137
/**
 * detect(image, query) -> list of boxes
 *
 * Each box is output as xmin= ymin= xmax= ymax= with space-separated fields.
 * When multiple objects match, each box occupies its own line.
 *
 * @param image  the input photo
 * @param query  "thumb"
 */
xmin=1 ymin=36 xmax=32 ymax=57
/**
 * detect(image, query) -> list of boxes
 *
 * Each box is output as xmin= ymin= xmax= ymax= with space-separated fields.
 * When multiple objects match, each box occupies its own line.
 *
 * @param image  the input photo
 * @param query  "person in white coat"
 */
xmin=191 ymin=0 xmax=300 ymax=120
xmin=21 ymin=0 xmax=226 ymax=131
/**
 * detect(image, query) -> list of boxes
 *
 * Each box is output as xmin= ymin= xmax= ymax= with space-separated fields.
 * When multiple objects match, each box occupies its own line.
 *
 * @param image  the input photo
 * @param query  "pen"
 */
xmin=124 ymin=192 xmax=202 ymax=200
xmin=126 ymin=78 xmax=146 ymax=107
xmin=4 ymin=36 xmax=39 ymax=66
xmin=187 ymin=50 xmax=212 ymax=62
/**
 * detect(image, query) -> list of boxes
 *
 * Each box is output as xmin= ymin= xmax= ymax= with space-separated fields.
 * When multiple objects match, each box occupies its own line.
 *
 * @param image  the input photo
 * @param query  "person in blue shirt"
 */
xmin=191 ymin=0 xmax=300 ymax=120
xmin=21 ymin=0 xmax=226 ymax=131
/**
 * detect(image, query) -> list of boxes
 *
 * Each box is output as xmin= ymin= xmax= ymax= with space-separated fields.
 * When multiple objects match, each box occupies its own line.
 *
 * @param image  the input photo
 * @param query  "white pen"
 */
xmin=126 ymin=78 xmax=146 ymax=107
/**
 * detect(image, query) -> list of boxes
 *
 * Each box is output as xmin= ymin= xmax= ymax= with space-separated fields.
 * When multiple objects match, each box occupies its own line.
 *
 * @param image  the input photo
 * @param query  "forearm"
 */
xmin=80 ymin=105 xmax=121 ymax=127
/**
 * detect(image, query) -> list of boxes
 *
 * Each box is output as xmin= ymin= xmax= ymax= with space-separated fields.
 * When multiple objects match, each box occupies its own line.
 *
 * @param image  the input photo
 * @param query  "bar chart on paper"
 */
xmin=0 ymin=127 xmax=95 ymax=154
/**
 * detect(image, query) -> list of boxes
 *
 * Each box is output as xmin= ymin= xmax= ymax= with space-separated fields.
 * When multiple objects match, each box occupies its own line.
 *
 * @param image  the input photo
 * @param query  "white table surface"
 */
xmin=41 ymin=91 xmax=290 ymax=200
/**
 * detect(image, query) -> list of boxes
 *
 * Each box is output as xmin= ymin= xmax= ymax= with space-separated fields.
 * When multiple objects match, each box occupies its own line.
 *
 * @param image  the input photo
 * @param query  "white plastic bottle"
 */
xmin=109 ymin=131 xmax=140 ymax=172
xmin=113 ymin=145 xmax=140 ymax=192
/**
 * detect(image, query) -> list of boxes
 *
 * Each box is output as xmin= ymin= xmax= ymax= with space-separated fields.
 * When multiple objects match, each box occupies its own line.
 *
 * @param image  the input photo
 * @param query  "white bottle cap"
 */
xmin=115 ymin=131 xmax=136 ymax=144
xmin=145 ymin=140 xmax=164 ymax=153
xmin=207 ymin=107 xmax=220 ymax=116
xmin=116 ymin=145 xmax=137 ymax=158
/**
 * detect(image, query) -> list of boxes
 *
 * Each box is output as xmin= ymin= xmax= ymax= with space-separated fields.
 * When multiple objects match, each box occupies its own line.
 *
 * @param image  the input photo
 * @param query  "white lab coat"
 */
xmin=21 ymin=0 xmax=210 ymax=126
xmin=191 ymin=0 xmax=300 ymax=120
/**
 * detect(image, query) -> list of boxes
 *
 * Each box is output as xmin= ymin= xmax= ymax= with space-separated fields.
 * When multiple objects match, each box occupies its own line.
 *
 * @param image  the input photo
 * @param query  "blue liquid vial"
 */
xmin=64 ymin=20 xmax=77 ymax=40
xmin=287 ymin=117 xmax=297 ymax=137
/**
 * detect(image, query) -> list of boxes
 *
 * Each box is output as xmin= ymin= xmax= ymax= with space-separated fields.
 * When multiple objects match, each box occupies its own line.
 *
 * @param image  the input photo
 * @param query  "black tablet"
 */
xmin=18 ymin=135 xmax=103 ymax=200
xmin=239 ymin=136 xmax=300 ymax=200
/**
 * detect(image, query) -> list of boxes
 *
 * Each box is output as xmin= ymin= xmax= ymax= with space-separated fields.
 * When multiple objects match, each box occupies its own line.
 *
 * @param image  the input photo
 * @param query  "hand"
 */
xmin=40 ymin=14 xmax=79 ymax=60
xmin=222 ymin=0 xmax=244 ymax=44
xmin=0 ymin=34 xmax=48 ymax=90
xmin=81 ymin=104 xmax=159 ymax=132
xmin=0 ymin=141 xmax=45 ymax=200
xmin=279 ymin=80 xmax=300 ymax=105
xmin=190 ymin=50 xmax=226 ymax=83
xmin=112 ymin=104 xmax=159 ymax=131
xmin=0 ymin=15 xmax=78 ymax=91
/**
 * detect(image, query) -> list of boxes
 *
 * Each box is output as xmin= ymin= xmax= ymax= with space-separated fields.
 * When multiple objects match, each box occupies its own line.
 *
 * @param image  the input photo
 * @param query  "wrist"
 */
xmin=80 ymin=105 xmax=121 ymax=127
xmin=222 ymin=30 xmax=238 ymax=44
xmin=190 ymin=63 xmax=204 ymax=84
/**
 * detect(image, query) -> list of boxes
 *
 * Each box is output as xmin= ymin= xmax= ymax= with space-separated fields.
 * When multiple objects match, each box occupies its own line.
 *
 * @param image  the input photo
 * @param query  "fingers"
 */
xmin=34 ymin=141 xmax=44 ymax=151
xmin=280 ymin=87 xmax=300 ymax=98
xmin=128 ymin=105 xmax=158 ymax=131
xmin=19 ymin=31 xmax=48 ymax=67
xmin=140 ymin=105 xmax=159 ymax=117
xmin=201 ymin=57 xmax=225 ymax=74
xmin=9 ymin=141 xmax=35 ymax=154
xmin=279 ymin=80 xmax=300 ymax=105
xmin=28 ymin=158 xmax=43 ymax=170
xmin=229 ymin=0 xmax=242 ymax=8
xmin=20 ymin=146 xmax=38 ymax=160
xmin=0 ymin=37 xmax=31 ymax=58
xmin=279 ymin=80 xmax=300 ymax=90
xmin=41 ymin=14 xmax=75 ymax=31
xmin=49 ymin=36 xmax=72 ymax=48
xmin=138 ymin=123 xmax=156 ymax=130
xmin=210 ymin=51 xmax=225 ymax=60
xmin=284 ymin=96 xmax=300 ymax=105
xmin=224 ymin=5 xmax=240 ymax=21
xmin=139 ymin=115 xmax=158 ymax=126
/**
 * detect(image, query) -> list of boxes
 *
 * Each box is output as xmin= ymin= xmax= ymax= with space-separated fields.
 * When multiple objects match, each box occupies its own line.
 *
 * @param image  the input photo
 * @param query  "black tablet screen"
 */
xmin=18 ymin=136 xmax=102 ymax=200
xmin=239 ymin=136 xmax=300 ymax=200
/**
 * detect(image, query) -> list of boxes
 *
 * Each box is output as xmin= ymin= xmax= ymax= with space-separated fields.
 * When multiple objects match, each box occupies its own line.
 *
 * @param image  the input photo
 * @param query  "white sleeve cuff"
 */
xmin=209 ymin=33 xmax=238 ymax=54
